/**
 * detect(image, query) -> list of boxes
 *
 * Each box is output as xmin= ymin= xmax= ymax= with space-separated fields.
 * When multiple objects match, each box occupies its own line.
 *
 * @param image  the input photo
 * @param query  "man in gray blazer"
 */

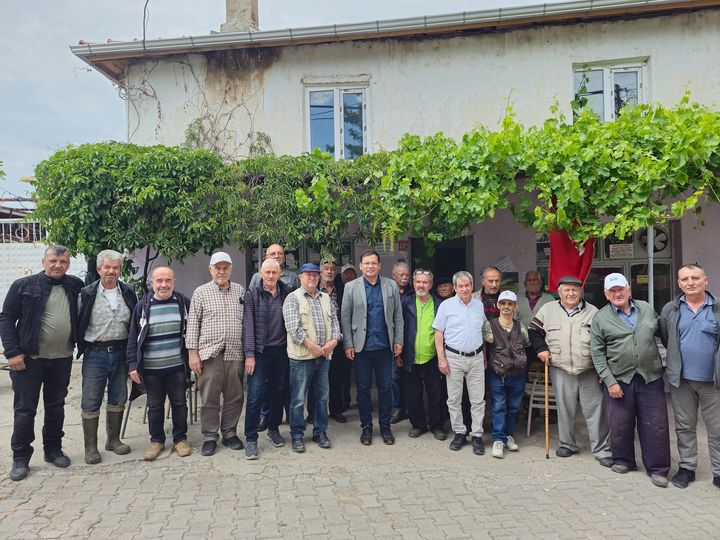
xmin=341 ymin=250 xmax=404 ymax=446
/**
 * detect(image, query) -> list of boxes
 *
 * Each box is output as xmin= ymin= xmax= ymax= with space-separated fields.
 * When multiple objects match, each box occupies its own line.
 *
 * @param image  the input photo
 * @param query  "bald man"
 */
xmin=127 ymin=267 xmax=192 ymax=461
xmin=248 ymin=244 xmax=300 ymax=290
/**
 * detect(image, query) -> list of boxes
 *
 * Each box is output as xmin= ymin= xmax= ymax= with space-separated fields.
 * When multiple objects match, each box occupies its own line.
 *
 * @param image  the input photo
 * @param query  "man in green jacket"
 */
xmin=591 ymin=273 xmax=670 ymax=488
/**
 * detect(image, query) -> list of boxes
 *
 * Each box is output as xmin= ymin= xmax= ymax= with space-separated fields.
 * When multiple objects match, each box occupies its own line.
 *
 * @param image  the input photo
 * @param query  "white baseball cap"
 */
xmin=604 ymin=273 xmax=629 ymax=289
xmin=498 ymin=290 xmax=517 ymax=303
xmin=209 ymin=252 xmax=233 ymax=266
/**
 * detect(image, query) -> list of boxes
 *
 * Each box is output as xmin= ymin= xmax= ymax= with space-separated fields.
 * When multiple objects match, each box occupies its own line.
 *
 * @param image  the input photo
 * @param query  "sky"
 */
xmin=0 ymin=0 xmax=544 ymax=197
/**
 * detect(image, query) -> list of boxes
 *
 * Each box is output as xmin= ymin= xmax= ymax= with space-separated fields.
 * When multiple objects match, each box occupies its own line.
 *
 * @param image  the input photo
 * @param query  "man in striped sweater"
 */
xmin=127 ymin=267 xmax=191 ymax=461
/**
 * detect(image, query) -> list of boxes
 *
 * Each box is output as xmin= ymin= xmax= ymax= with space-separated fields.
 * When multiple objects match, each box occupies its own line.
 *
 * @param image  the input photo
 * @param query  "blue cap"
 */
xmin=298 ymin=263 xmax=321 ymax=274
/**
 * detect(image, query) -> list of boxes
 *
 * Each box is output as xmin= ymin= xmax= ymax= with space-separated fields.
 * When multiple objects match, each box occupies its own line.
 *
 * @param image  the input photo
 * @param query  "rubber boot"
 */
xmin=82 ymin=416 xmax=102 ymax=464
xmin=105 ymin=409 xmax=131 ymax=455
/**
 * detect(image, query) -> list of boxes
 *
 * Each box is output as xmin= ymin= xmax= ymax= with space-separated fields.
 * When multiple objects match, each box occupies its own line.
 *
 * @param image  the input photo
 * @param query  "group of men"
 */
xmin=1 ymin=245 xmax=718 ymax=493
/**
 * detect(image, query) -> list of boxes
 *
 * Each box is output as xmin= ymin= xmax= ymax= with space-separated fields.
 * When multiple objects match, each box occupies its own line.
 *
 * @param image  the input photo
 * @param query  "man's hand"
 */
xmin=188 ymin=350 xmax=202 ymax=375
xmin=394 ymin=356 xmax=403 ymax=368
xmin=7 ymin=354 xmax=26 ymax=371
xmin=129 ymin=370 xmax=142 ymax=384
xmin=537 ymin=351 xmax=552 ymax=364
xmin=607 ymin=383 xmax=624 ymax=399
xmin=345 ymin=347 xmax=355 ymax=361
xmin=307 ymin=341 xmax=325 ymax=358
xmin=321 ymin=339 xmax=338 ymax=358
xmin=438 ymin=357 xmax=449 ymax=375
xmin=393 ymin=344 xmax=403 ymax=357
xmin=245 ymin=357 xmax=256 ymax=376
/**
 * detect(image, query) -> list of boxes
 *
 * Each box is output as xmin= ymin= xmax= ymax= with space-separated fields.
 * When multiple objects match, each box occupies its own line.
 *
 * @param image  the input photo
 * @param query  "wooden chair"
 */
xmin=525 ymin=363 xmax=558 ymax=436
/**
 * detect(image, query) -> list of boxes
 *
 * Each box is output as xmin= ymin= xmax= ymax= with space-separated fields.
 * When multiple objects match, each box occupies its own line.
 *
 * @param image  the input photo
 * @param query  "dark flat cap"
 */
xmin=557 ymin=276 xmax=583 ymax=287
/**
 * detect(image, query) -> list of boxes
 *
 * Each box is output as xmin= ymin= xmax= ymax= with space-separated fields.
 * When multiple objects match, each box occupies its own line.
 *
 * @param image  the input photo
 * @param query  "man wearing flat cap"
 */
xmin=591 ymin=273 xmax=670 ymax=487
xmin=186 ymin=252 xmax=246 ymax=456
xmin=283 ymin=263 xmax=342 ymax=453
xmin=529 ymin=276 xmax=612 ymax=466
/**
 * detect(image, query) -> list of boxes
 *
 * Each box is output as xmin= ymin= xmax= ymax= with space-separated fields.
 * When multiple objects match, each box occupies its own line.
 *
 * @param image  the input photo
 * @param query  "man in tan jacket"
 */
xmin=283 ymin=263 xmax=342 ymax=453
xmin=528 ymin=276 xmax=612 ymax=466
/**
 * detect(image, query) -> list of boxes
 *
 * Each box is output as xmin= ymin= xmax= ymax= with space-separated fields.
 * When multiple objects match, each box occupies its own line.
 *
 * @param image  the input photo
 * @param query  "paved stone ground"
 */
xmin=1 ymin=361 xmax=719 ymax=539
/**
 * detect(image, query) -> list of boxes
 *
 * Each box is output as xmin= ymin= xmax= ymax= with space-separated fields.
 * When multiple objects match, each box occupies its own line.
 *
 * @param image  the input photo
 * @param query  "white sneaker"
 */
xmin=505 ymin=436 xmax=519 ymax=452
xmin=492 ymin=440 xmax=504 ymax=459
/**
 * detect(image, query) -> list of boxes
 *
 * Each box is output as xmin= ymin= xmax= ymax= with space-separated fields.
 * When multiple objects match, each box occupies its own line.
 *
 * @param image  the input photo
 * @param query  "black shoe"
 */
xmin=472 ymin=436 xmax=485 ymax=456
xmin=408 ymin=427 xmax=427 ymax=438
xmin=332 ymin=413 xmax=348 ymax=423
xmin=267 ymin=430 xmax=285 ymax=448
xmin=432 ymin=428 xmax=447 ymax=441
xmin=44 ymin=450 xmax=70 ymax=468
xmin=201 ymin=440 xmax=217 ymax=456
xmin=312 ymin=432 xmax=332 ymax=449
xmin=257 ymin=416 xmax=268 ymax=432
xmin=671 ymin=468 xmax=696 ymax=489
xmin=390 ymin=411 xmax=407 ymax=424
xmin=291 ymin=438 xmax=305 ymax=453
xmin=599 ymin=457 xmax=613 ymax=468
xmin=381 ymin=428 xmax=395 ymax=445
xmin=360 ymin=426 xmax=373 ymax=446
xmin=555 ymin=446 xmax=575 ymax=458
xmin=10 ymin=459 xmax=29 ymax=481
xmin=221 ymin=436 xmax=244 ymax=450
xmin=713 ymin=476 xmax=720 ymax=489
xmin=449 ymin=433 xmax=467 ymax=451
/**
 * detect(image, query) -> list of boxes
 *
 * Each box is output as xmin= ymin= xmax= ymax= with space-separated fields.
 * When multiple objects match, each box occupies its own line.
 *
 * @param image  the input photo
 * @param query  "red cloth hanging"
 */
xmin=547 ymin=231 xmax=594 ymax=292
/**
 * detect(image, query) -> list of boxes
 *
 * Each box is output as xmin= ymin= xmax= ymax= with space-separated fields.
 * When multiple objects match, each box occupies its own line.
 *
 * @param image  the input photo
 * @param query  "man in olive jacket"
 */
xmin=591 ymin=273 xmax=670 ymax=488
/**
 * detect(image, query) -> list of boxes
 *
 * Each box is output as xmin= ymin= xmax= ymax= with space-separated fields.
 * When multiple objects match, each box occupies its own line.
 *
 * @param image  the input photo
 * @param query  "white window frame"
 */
xmin=305 ymin=86 xmax=369 ymax=160
xmin=573 ymin=61 xmax=648 ymax=121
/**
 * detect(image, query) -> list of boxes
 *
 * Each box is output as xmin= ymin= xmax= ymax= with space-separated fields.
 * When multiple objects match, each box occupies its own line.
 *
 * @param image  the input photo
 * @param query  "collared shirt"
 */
xmin=283 ymin=287 xmax=342 ymax=345
xmin=185 ymin=281 xmax=245 ymax=362
xmin=414 ymin=296 xmax=436 ymax=364
xmin=679 ymin=294 xmax=718 ymax=382
xmin=84 ymin=284 xmax=132 ymax=343
xmin=611 ymin=300 xmax=638 ymax=330
xmin=472 ymin=290 xmax=500 ymax=320
xmin=562 ymin=301 xmax=584 ymax=317
xmin=433 ymin=295 xmax=487 ymax=353
xmin=320 ymin=281 xmax=338 ymax=307
xmin=364 ymin=277 xmax=390 ymax=351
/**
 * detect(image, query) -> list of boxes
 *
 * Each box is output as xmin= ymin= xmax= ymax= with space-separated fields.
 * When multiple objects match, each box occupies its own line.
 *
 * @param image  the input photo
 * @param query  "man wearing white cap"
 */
xmin=591 ymin=273 xmax=670 ymax=487
xmin=482 ymin=290 xmax=530 ymax=458
xmin=186 ymin=252 xmax=246 ymax=456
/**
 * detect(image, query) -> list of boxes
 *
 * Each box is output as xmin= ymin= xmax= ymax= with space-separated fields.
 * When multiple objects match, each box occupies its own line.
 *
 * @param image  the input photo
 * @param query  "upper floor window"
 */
xmin=573 ymin=62 xmax=646 ymax=121
xmin=308 ymin=88 xmax=367 ymax=159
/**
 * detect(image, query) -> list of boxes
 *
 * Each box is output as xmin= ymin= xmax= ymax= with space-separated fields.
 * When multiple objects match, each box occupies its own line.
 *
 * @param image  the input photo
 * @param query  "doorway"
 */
xmin=411 ymin=236 xmax=472 ymax=278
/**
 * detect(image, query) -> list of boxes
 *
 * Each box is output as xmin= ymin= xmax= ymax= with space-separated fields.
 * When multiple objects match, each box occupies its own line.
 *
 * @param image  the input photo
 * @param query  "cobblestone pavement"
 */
xmin=1 ymin=362 xmax=719 ymax=539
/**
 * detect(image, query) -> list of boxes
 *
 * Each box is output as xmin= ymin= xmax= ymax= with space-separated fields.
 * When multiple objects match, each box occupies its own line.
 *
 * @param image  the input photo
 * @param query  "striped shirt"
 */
xmin=143 ymin=297 xmax=184 ymax=371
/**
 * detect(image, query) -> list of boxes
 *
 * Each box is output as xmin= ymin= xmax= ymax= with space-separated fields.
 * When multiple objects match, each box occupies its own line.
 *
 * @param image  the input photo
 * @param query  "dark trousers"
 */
xmin=144 ymin=368 xmax=188 ymax=444
xmin=606 ymin=374 xmax=670 ymax=476
xmin=10 ymin=357 xmax=73 ymax=460
xmin=403 ymin=357 xmax=445 ymax=431
xmin=355 ymin=349 xmax=393 ymax=430
xmin=245 ymin=346 xmax=289 ymax=441
xmin=329 ymin=346 xmax=351 ymax=416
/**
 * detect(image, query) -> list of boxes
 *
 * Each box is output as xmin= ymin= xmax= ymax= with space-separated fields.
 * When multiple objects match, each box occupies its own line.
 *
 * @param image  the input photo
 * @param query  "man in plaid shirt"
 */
xmin=186 ymin=252 xmax=246 ymax=457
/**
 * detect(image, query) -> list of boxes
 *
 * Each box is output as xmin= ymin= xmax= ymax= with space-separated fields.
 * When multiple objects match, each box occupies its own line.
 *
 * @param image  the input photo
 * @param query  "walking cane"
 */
xmin=544 ymin=360 xmax=550 ymax=459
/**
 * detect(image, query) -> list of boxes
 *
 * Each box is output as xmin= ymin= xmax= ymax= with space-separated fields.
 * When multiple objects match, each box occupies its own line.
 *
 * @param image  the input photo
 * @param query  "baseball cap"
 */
xmin=498 ymin=290 xmax=517 ymax=303
xmin=341 ymin=264 xmax=357 ymax=273
xmin=209 ymin=252 xmax=232 ymax=266
xmin=604 ymin=273 xmax=629 ymax=289
xmin=299 ymin=263 xmax=321 ymax=274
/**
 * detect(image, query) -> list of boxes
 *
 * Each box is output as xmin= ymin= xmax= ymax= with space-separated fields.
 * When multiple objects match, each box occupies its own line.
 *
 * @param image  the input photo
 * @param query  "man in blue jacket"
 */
xmin=659 ymin=263 xmax=720 ymax=490
xmin=126 ymin=266 xmax=191 ymax=461
xmin=0 ymin=245 xmax=83 ymax=481
xmin=400 ymin=269 xmax=446 ymax=440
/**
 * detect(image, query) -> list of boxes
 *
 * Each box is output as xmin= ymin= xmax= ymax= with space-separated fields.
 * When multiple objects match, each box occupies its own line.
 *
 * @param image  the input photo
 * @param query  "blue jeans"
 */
xmin=81 ymin=348 xmax=129 ymax=412
xmin=143 ymin=368 xmax=188 ymax=444
xmin=244 ymin=346 xmax=288 ymax=441
xmin=355 ymin=349 xmax=393 ymax=430
xmin=488 ymin=371 xmax=526 ymax=444
xmin=289 ymin=357 xmax=330 ymax=438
